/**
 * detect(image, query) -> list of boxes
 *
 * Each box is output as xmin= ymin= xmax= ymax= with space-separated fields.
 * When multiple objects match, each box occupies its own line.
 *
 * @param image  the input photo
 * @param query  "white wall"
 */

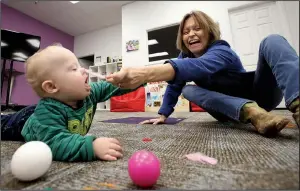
xmin=78 ymin=59 xmax=93 ymax=69
xmin=122 ymin=1 xmax=299 ymax=67
xmin=74 ymin=24 xmax=122 ymax=62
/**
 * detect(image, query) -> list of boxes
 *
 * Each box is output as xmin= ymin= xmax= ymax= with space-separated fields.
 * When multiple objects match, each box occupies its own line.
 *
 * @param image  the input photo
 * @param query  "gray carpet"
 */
xmin=1 ymin=110 xmax=299 ymax=190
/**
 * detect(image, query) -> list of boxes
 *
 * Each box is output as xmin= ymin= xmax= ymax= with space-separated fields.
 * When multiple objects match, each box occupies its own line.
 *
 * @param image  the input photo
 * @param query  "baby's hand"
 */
xmin=93 ymin=137 xmax=123 ymax=161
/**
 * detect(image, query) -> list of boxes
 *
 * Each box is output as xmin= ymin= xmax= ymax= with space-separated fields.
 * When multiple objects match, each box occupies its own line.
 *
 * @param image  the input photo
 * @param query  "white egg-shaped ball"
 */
xmin=11 ymin=141 xmax=52 ymax=181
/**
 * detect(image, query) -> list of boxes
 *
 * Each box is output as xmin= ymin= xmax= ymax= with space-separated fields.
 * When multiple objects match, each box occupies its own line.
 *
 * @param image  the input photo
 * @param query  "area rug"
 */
xmin=1 ymin=111 xmax=298 ymax=190
xmin=100 ymin=117 xmax=186 ymax=124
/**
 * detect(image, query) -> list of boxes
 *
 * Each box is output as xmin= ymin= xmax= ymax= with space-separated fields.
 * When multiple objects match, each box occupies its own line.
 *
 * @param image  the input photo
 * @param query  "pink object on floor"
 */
xmin=142 ymin=137 xmax=152 ymax=142
xmin=128 ymin=150 xmax=160 ymax=188
xmin=185 ymin=152 xmax=218 ymax=165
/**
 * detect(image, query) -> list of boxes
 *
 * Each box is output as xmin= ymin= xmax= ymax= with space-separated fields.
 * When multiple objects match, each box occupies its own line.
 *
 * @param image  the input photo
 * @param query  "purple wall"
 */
xmin=1 ymin=3 xmax=74 ymax=106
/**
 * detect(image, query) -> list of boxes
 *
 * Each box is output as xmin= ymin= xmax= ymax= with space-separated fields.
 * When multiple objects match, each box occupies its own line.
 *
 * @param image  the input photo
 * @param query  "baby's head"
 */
xmin=25 ymin=43 xmax=91 ymax=105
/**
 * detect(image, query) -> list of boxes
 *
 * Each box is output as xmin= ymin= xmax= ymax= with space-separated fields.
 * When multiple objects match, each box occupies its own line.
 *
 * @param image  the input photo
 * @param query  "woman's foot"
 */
xmin=289 ymin=98 xmax=299 ymax=128
xmin=292 ymin=108 xmax=299 ymax=127
xmin=241 ymin=102 xmax=291 ymax=137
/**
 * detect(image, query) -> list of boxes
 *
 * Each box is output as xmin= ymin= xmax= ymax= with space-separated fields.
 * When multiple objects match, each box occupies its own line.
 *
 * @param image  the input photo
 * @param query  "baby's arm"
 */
xmin=23 ymin=123 xmax=95 ymax=161
xmin=25 ymin=127 xmax=122 ymax=161
xmin=22 ymin=103 xmax=122 ymax=162
xmin=89 ymin=81 xmax=142 ymax=103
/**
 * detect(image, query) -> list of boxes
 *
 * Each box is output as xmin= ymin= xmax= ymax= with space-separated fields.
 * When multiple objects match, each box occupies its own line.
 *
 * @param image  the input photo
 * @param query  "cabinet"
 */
xmin=88 ymin=57 xmax=122 ymax=111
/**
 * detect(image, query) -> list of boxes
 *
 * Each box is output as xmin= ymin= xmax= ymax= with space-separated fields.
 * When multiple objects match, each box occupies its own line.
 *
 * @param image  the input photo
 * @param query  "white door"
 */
xmin=229 ymin=1 xmax=291 ymax=108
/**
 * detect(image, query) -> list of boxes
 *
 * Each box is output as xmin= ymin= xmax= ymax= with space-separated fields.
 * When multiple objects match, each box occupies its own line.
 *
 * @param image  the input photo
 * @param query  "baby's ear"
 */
xmin=41 ymin=80 xmax=58 ymax=94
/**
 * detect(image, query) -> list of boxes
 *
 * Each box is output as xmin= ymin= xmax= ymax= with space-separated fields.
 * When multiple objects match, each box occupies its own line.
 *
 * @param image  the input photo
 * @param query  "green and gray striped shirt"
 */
xmin=21 ymin=81 xmax=134 ymax=162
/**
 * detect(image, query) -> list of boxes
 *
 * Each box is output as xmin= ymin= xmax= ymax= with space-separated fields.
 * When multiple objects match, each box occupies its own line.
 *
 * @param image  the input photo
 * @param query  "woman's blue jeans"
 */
xmin=182 ymin=34 xmax=299 ymax=122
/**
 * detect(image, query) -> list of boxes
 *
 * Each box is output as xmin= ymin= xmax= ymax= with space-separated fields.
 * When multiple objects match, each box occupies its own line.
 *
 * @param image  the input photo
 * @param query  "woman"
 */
xmin=107 ymin=11 xmax=299 ymax=137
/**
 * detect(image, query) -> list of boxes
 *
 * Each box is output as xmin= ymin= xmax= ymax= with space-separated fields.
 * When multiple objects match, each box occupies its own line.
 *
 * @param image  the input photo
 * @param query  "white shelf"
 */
xmin=96 ymin=108 xmax=109 ymax=111
xmin=89 ymin=57 xmax=122 ymax=111
xmin=89 ymin=76 xmax=98 ymax=82
xmin=90 ymin=65 xmax=99 ymax=69
xmin=106 ymin=62 xmax=121 ymax=66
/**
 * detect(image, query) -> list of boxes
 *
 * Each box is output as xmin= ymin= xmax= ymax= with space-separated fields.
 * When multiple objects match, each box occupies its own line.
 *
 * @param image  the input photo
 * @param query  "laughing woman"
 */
xmin=107 ymin=10 xmax=299 ymax=137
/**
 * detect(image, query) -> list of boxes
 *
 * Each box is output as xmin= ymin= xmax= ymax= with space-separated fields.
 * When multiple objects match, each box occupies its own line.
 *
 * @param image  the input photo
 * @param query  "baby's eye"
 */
xmin=72 ymin=68 xmax=77 ymax=71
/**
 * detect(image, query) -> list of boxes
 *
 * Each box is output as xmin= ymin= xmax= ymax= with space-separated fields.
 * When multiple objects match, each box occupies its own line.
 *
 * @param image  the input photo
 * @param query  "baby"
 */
xmin=2 ymin=43 xmax=136 ymax=162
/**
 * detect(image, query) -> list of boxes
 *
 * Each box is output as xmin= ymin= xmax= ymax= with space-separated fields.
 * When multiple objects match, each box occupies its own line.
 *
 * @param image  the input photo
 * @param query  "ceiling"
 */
xmin=2 ymin=1 xmax=133 ymax=36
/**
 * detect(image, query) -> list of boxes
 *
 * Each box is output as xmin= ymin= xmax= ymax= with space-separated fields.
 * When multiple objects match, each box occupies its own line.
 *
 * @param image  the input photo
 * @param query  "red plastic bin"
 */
xmin=190 ymin=102 xmax=205 ymax=112
xmin=110 ymin=87 xmax=145 ymax=112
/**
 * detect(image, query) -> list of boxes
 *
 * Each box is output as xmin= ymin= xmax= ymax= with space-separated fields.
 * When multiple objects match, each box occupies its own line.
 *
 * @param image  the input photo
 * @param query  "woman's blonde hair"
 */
xmin=176 ymin=10 xmax=221 ymax=54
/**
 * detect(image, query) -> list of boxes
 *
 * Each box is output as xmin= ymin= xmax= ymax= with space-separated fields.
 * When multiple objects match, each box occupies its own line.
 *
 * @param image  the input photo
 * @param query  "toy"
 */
xmin=128 ymin=150 xmax=160 ymax=188
xmin=185 ymin=152 xmax=217 ymax=165
xmin=142 ymin=137 xmax=152 ymax=142
xmin=11 ymin=141 xmax=52 ymax=181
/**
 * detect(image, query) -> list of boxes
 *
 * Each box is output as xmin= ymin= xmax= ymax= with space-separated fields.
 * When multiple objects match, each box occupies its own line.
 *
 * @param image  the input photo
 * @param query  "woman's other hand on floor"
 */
xmin=139 ymin=115 xmax=167 ymax=125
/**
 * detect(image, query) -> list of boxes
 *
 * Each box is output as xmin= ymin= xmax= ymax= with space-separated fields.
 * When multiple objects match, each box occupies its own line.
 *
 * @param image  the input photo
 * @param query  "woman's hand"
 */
xmin=106 ymin=67 xmax=147 ymax=89
xmin=106 ymin=64 xmax=175 ymax=89
xmin=139 ymin=115 xmax=167 ymax=125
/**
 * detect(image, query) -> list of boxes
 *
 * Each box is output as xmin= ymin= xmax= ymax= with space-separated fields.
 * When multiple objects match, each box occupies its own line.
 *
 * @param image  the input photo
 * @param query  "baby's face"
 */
xmin=50 ymin=47 xmax=91 ymax=101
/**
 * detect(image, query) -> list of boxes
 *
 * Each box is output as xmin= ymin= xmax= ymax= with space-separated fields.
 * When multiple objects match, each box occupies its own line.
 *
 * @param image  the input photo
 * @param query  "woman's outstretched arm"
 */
xmin=106 ymin=63 xmax=175 ymax=89
xmin=106 ymin=44 xmax=236 ymax=89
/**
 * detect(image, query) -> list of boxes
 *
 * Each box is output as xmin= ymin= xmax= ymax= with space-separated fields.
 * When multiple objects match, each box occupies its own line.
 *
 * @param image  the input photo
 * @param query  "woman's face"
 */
xmin=182 ymin=16 xmax=209 ymax=57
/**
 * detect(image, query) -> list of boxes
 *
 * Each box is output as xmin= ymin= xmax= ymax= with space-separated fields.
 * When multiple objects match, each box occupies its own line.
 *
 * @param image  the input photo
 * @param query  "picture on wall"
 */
xmin=126 ymin=40 xmax=139 ymax=52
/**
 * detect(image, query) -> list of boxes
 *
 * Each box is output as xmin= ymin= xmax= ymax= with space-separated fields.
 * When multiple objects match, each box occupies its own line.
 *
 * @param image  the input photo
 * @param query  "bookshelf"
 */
xmin=88 ymin=57 xmax=122 ymax=111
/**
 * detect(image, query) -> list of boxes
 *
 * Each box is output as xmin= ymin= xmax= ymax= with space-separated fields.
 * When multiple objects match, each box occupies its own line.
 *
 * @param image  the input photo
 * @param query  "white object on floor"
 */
xmin=185 ymin=152 xmax=218 ymax=165
xmin=11 ymin=141 xmax=52 ymax=181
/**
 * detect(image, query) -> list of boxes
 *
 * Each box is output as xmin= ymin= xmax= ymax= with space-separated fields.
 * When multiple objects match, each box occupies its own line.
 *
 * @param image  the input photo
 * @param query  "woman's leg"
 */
xmin=182 ymin=85 xmax=290 ymax=136
xmin=1 ymin=105 xmax=36 ymax=141
xmin=182 ymin=85 xmax=251 ymax=122
xmin=253 ymin=34 xmax=299 ymax=127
